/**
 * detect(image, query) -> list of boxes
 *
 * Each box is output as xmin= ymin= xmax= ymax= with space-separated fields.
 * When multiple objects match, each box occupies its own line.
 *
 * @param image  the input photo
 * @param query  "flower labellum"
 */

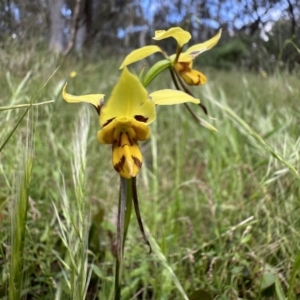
xmin=63 ymin=68 xmax=200 ymax=178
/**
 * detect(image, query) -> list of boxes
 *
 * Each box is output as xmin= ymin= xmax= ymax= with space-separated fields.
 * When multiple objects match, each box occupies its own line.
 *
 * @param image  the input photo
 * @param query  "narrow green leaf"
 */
xmin=0 ymin=105 xmax=30 ymax=153
xmin=9 ymin=157 xmax=32 ymax=300
xmin=288 ymin=250 xmax=300 ymax=299
xmin=275 ymin=276 xmax=286 ymax=300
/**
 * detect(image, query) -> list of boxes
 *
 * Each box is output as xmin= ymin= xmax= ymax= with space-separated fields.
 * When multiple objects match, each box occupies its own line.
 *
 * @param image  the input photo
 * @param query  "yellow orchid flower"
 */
xmin=63 ymin=68 xmax=200 ymax=178
xmin=120 ymin=27 xmax=222 ymax=86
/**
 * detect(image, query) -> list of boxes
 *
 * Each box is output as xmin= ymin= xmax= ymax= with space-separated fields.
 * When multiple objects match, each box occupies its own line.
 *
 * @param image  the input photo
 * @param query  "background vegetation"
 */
xmin=1 ymin=0 xmax=300 ymax=299
xmin=1 ymin=0 xmax=300 ymax=71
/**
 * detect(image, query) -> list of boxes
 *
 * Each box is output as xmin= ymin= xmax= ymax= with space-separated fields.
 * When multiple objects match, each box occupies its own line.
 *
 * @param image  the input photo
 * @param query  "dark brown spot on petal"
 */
xmin=178 ymin=62 xmax=191 ymax=73
xmin=92 ymin=98 xmax=105 ymax=115
xmin=132 ymin=156 xmax=142 ymax=169
xmin=134 ymin=115 xmax=148 ymax=123
xmin=190 ymin=50 xmax=201 ymax=58
xmin=118 ymin=132 xmax=122 ymax=147
xmin=103 ymin=118 xmax=115 ymax=127
xmin=114 ymin=155 xmax=126 ymax=173
xmin=126 ymin=132 xmax=133 ymax=146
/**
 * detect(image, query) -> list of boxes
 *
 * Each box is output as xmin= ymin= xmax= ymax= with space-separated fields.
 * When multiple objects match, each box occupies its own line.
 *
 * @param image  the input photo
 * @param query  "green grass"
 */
xmin=0 ymin=45 xmax=300 ymax=299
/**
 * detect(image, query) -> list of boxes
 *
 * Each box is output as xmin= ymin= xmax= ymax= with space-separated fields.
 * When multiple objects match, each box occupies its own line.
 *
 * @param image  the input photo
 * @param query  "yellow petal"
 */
xmin=170 ymin=52 xmax=192 ymax=63
xmin=112 ymin=139 xmax=142 ymax=178
xmin=129 ymin=118 xmax=151 ymax=141
xmin=180 ymin=70 xmax=207 ymax=86
xmin=185 ymin=29 xmax=222 ymax=59
xmin=62 ymin=83 xmax=105 ymax=108
xmin=174 ymin=61 xmax=192 ymax=73
xmin=100 ymin=117 xmax=150 ymax=178
xmin=150 ymin=89 xmax=200 ymax=105
xmin=97 ymin=117 xmax=150 ymax=144
xmin=119 ymin=45 xmax=162 ymax=69
xmin=99 ymin=68 xmax=156 ymax=126
xmin=153 ymin=27 xmax=191 ymax=47
xmin=97 ymin=119 xmax=116 ymax=144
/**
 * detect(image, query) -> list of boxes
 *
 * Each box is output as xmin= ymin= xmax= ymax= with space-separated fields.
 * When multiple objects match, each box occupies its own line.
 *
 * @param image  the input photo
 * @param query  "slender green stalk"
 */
xmin=114 ymin=177 xmax=151 ymax=298
xmin=0 ymin=100 xmax=54 ymax=111
xmin=0 ymin=106 xmax=30 ymax=153
xmin=6 ymin=71 xmax=32 ymax=121
xmin=123 ymin=178 xmax=133 ymax=246
xmin=114 ymin=177 xmax=133 ymax=300
xmin=150 ymin=119 xmax=159 ymax=233
xmin=169 ymin=68 xmax=217 ymax=131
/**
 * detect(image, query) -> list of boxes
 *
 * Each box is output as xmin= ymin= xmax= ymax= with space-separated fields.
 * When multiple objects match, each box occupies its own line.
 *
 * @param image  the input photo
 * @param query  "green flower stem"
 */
xmin=123 ymin=178 xmax=133 ymax=247
xmin=169 ymin=68 xmax=218 ymax=131
xmin=114 ymin=177 xmax=133 ymax=300
xmin=173 ymin=45 xmax=182 ymax=64
xmin=172 ymin=67 xmax=208 ymax=115
xmin=169 ymin=69 xmax=200 ymax=122
xmin=142 ymin=59 xmax=171 ymax=87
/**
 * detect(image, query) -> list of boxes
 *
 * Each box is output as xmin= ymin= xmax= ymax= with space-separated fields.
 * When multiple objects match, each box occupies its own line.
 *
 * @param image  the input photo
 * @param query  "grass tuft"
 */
xmin=53 ymin=107 xmax=92 ymax=299
xmin=9 ymin=114 xmax=33 ymax=300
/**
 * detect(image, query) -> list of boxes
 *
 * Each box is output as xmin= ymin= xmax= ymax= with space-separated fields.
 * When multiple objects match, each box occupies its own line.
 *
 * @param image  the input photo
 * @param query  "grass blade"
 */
xmin=288 ymin=251 xmax=300 ymax=299
xmin=144 ymin=224 xmax=189 ymax=300
xmin=0 ymin=100 xmax=54 ymax=112
xmin=204 ymin=86 xmax=300 ymax=181
xmin=0 ymin=106 xmax=30 ymax=153
xmin=9 ymin=133 xmax=33 ymax=299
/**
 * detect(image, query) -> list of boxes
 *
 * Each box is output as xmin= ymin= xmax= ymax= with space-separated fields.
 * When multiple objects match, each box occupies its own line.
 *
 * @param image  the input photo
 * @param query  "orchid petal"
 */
xmin=170 ymin=52 xmax=192 ymax=63
xmin=180 ymin=70 xmax=207 ymax=86
xmin=100 ymin=68 xmax=156 ymax=126
xmin=62 ymin=84 xmax=105 ymax=108
xmin=153 ymin=27 xmax=191 ymax=47
xmin=150 ymin=89 xmax=200 ymax=105
xmin=112 ymin=138 xmax=142 ymax=179
xmin=98 ymin=117 xmax=150 ymax=144
xmin=97 ymin=120 xmax=115 ymax=144
xmin=185 ymin=29 xmax=222 ymax=59
xmin=119 ymin=45 xmax=162 ymax=69
xmin=178 ymin=52 xmax=193 ymax=63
